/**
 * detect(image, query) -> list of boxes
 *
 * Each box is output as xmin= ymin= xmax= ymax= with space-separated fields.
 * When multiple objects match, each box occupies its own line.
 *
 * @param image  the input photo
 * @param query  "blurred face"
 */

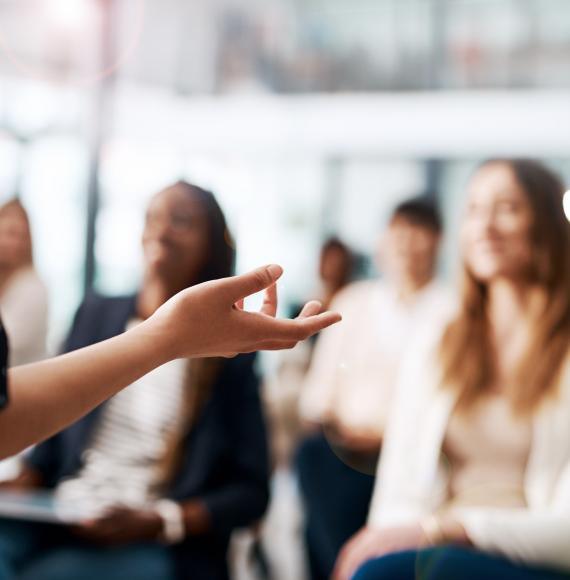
xmin=377 ymin=217 xmax=440 ymax=288
xmin=320 ymin=246 xmax=349 ymax=287
xmin=0 ymin=206 xmax=31 ymax=269
xmin=143 ymin=187 xmax=210 ymax=286
xmin=462 ymin=163 xmax=534 ymax=283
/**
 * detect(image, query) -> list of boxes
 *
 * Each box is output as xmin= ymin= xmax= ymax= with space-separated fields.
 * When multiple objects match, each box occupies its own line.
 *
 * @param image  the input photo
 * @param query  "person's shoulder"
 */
xmin=80 ymin=292 xmax=135 ymax=312
xmin=3 ymin=267 xmax=47 ymax=300
xmin=419 ymin=280 xmax=459 ymax=320
xmin=70 ymin=293 xmax=136 ymax=334
xmin=331 ymin=279 xmax=380 ymax=308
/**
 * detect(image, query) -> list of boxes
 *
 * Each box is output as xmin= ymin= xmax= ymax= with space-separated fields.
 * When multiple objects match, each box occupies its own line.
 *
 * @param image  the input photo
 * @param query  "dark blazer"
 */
xmin=27 ymin=294 xmax=270 ymax=580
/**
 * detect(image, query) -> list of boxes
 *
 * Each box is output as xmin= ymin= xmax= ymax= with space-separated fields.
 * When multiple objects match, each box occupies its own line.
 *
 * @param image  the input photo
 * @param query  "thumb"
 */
xmin=224 ymin=265 xmax=284 ymax=302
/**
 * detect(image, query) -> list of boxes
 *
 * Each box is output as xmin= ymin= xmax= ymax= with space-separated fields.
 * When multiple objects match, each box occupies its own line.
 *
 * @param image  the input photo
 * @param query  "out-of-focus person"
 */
xmin=296 ymin=197 xmax=452 ymax=580
xmin=335 ymin=159 xmax=570 ymax=580
xmin=311 ymin=237 xmax=354 ymax=315
xmin=265 ymin=237 xmax=354 ymax=469
xmin=0 ymin=199 xmax=47 ymax=367
xmin=0 ymin=199 xmax=48 ymax=482
xmin=0 ymin=182 xmax=270 ymax=580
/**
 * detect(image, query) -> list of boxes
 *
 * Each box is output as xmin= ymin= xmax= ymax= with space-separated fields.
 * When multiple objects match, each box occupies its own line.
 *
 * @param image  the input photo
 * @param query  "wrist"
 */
xmin=133 ymin=319 xmax=175 ymax=366
xmin=420 ymin=514 xmax=471 ymax=547
xmin=154 ymin=500 xmax=186 ymax=544
xmin=420 ymin=514 xmax=446 ymax=546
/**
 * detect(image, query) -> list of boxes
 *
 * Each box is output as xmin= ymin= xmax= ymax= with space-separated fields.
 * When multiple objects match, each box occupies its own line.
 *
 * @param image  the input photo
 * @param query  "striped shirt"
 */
xmin=56 ymin=319 xmax=187 ymax=513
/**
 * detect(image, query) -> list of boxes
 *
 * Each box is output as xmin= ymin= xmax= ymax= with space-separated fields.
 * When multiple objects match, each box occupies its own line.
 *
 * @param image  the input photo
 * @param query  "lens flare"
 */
xmin=0 ymin=0 xmax=145 ymax=86
xmin=563 ymin=190 xmax=570 ymax=222
xmin=46 ymin=0 xmax=95 ymax=30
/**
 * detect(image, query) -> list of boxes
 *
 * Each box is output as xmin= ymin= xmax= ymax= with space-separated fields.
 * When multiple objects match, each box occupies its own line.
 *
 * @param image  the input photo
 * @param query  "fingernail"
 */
xmin=267 ymin=264 xmax=283 ymax=280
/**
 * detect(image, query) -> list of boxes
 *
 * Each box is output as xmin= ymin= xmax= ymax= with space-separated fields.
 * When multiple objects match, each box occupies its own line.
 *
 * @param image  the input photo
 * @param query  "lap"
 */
xmin=353 ymin=547 xmax=570 ymax=580
xmin=0 ymin=519 xmax=68 ymax=570
xmin=18 ymin=543 xmax=175 ymax=580
xmin=295 ymin=433 xmax=376 ymax=502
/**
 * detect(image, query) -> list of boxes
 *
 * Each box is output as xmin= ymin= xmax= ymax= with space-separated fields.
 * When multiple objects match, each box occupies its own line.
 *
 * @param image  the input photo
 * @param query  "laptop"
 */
xmin=0 ymin=490 xmax=98 ymax=525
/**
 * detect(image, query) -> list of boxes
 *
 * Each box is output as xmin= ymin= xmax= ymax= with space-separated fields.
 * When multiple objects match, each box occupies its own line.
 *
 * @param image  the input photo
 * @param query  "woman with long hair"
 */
xmin=335 ymin=159 xmax=570 ymax=580
xmin=0 ymin=181 xmax=337 ymax=580
xmin=0 ymin=199 xmax=47 ymax=367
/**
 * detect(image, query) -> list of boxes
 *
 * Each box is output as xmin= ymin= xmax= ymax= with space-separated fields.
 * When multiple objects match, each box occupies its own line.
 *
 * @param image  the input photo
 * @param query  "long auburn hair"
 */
xmin=156 ymin=182 xmax=236 ymax=486
xmin=439 ymin=159 xmax=570 ymax=414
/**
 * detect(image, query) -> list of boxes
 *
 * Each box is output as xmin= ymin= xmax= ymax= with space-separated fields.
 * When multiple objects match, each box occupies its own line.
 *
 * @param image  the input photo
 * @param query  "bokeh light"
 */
xmin=45 ymin=0 xmax=95 ymax=30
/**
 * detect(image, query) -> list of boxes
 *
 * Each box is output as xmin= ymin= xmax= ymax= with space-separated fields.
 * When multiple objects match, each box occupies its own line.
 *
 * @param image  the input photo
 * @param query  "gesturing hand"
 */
xmin=149 ymin=264 xmax=342 ymax=360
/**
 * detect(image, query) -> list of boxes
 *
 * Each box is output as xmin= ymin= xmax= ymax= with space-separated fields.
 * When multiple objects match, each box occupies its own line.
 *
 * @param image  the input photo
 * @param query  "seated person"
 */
xmin=0 ymin=199 xmax=48 ymax=368
xmin=0 ymin=181 xmax=270 ymax=580
xmin=0 ymin=199 xmax=48 ymax=482
xmin=335 ymin=160 xmax=570 ymax=580
xmin=265 ymin=236 xmax=355 ymax=468
xmin=296 ymin=197 xmax=451 ymax=580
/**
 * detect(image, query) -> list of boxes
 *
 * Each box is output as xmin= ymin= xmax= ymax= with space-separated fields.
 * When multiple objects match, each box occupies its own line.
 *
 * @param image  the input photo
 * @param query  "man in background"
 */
xmin=296 ymin=196 xmax=452 ymax=580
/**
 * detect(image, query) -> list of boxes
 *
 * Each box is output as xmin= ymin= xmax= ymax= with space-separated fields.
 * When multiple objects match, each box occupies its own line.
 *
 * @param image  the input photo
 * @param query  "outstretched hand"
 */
xmin=148 ymin=264 xmax=342 ymax=360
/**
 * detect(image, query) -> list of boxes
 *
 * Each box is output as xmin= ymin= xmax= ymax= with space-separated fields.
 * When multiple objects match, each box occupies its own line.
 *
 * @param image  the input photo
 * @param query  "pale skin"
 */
xmin=0 ymin=264 xmax=341 ymax=460
xmin=334 ymin=162 xmax=541 ymax=580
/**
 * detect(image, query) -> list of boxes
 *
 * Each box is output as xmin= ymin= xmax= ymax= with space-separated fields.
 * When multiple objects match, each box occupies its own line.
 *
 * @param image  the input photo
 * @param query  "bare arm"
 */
xmin=1 ymin=323 xmax=168 ymax=458
xmin=0 ymin=265 xmax=341 ymax=459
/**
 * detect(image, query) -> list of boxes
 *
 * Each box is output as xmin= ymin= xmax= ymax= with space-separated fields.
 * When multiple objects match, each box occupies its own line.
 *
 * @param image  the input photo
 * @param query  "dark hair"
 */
xmin=320 ymin=236 xmax=354 ymax=285
xmin=322 ymin=236 xmax=351 ymax=257
xmin=391 ymin=196 xmax=442 ymax=234
xmin=168 ymin=180 xmax=235 ymax=284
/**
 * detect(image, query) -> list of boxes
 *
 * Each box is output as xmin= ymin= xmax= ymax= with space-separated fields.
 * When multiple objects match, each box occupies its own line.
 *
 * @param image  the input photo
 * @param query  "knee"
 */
xmin=415 ymin=546 xmax=477 ymax=579
xmin=352 ymin=551 xmax=417 ymax=580
xmin=19 ymin=550 xmax=85 ymax=580
xmin=19 ymin=547 xmax=174 ymax=580
xmin=0 ymin=520 xmax=37 ymax=567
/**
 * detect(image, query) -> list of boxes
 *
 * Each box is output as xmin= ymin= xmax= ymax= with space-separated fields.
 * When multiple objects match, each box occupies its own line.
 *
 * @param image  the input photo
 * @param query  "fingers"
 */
xmin=258 ymin=310 xmax=342 ymax=342
xmin=297 ymin=300 xmax=322 ymax=318
xmin=236 ymin=310 xmax=340 ymax=353
xmin=261 ymin=283 xmax=278 ymax=317
xmin=223 ymin=265 xmax=283 ymax=302
xmin=292 ymin=311 xmax=343 ymax=339
xmin=234 ymin=298 xmax=245 ymax=311
xmin=255 ymin=340 xmax=298 ymax=351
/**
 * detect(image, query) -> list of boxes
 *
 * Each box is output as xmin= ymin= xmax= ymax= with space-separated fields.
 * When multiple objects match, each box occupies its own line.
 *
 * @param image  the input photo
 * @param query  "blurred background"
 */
xmin=1 ymin=0 xmax=569 ymax=344
xmin=1 ymin=2 xmax=570 ymax=579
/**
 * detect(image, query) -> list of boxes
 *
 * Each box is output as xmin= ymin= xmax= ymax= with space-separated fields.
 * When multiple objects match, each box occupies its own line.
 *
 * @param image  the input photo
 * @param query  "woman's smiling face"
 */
xmin=462 ymin=162 xmax=535 ymax=284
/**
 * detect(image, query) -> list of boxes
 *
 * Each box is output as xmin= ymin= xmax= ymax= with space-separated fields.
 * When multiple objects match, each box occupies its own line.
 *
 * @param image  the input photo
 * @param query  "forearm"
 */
xmin=0 ymin=320 xmax=168 ymax=459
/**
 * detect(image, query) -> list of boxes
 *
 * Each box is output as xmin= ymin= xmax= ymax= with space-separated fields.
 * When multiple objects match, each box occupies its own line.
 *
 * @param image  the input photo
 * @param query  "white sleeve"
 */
xmin=1 ymin=273 xmax=48 ymax=364
xmin=367 ymin=324 xmax=446 ymax=528
xmin=298 ymin=291 xmax=351 ymax=423
xmin=458 ymin=460 xmax=570 ymax=571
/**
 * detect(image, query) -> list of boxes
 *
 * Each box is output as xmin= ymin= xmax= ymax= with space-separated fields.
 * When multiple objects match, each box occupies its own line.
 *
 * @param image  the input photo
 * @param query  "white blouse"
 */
xmin=367 ymin=321 xmax=570 ymax=571
xmin=0 ymin=267 xmax=48 ymax=367
xmin=299 ymin=279 xmax=452 ymax=436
